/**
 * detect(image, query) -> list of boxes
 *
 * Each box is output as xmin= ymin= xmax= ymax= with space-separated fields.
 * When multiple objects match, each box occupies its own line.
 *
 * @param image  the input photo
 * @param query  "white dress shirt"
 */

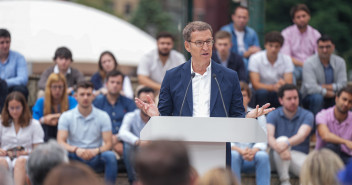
xmin=191 ymin=60 xmax=211 ymax=117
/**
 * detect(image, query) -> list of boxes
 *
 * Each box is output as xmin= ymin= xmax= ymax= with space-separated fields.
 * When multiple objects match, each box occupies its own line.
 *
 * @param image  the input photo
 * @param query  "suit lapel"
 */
xmin=210 ymin=61 xmax=224 ymax=114
xmin=181 ymin=60 xmax=193 ymax=115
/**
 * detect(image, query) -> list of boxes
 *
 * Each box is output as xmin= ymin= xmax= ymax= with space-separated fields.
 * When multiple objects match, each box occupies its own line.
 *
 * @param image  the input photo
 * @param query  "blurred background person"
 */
xmin=134 ymin=140 xmax=193 ymax=185
xmin=197 ymin=167 xmax=240 ymax=185
xmin=37 ymin=47 xmax=85 ymax=97
xmin=91 ymin=51 xmax=134 ymax=99
xmin=26 ymin=140 xmax=68 ymax=185
xmin=32 ymin=73 xmax=77 ymax=142
xmin=43 ymin=162 xmax=103 ymax=185
xmin=300 ymin=149 xmax=344 ymax=185
xmin=0 ymin=92 xmax=44 ymax=185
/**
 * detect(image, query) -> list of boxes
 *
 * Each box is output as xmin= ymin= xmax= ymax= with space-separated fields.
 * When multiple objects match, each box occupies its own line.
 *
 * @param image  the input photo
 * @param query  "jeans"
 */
xmin=293 ymin=66 xmax=302 ymax=84
xmin=68 ymin=151 xmax=118 ymax=185
xmin=231 ymin=150 xmax=270 ymax=185
xmin=302 ymin=94 xmax=335 ymax=116
xmin=324 ymin=143 xmax=352 ymax=164
xmin=255 ymin=89 xmax=280 ymax=108
xmin=123 ymin=143 xmax=136 ymax=183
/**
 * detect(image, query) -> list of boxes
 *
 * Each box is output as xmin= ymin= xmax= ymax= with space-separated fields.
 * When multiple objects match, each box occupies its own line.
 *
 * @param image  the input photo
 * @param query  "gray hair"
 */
xmin=182 ymin=21 xmax=213 ymax=42
xmin=0 ymin=166 xmax=13 ymax=185
xmin=27 ymin=140 xmax=68 ymax=185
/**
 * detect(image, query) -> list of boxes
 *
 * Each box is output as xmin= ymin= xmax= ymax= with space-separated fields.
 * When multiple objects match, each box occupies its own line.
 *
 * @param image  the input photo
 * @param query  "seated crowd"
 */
xmin=0 ymin=3 xmax=351 ymax=185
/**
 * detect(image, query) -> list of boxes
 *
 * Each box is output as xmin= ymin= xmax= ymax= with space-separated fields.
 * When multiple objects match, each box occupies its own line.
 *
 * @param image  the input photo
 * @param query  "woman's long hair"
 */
xmin=1 ymin=92 xmax=31 ymax=127
xmin=300 ymin=149 xmax=344 ymax=185
xmin=44 ymin=73 xmax=68 ymax=115
xmin=98 ymin=51 xmax=118 ymax=80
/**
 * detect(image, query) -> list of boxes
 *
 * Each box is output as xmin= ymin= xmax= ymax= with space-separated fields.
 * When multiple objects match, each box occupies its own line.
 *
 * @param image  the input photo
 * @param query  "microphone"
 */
xmin=213 ymin=74 xmax=228 ymax=117
xmin=179 ymin=73 xmax=195 ymax=116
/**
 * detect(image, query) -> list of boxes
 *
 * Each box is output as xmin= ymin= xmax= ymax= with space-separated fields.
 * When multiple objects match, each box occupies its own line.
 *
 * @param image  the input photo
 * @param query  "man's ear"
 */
xmin=184 ymin=41 xmax=191 ymax=53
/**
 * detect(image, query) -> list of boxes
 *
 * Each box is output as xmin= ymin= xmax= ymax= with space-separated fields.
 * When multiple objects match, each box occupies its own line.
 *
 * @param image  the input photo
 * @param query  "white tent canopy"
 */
xmin=0 ymin=0 xmax=156 ymax=66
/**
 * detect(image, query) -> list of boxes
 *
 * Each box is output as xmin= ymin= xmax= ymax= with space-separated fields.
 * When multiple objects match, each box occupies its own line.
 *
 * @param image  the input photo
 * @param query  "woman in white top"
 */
xmin=0 ymin=92 xmax=44 ymax=185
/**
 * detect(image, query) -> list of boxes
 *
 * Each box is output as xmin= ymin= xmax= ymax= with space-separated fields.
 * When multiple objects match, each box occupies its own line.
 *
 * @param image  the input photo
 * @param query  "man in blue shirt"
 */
xmin=93 ymin=70 xmax=136 ymax=157
xmin=57 ymin=81 xmax=117 ymax=185
xmin=0 ymin=28 xmax=28 ymax=112
xmin=221 ymin=6 xmax=261 ymax=72
xmin=267 ymin=84 xmax=313 ymax=185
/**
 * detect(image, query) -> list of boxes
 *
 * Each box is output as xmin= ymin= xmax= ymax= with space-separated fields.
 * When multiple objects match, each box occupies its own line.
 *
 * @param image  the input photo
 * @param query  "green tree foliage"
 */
xmin=265 ymin=0 xmax=352 ymax=71
xmin=130 ymin=0 xmax=176 ymax=37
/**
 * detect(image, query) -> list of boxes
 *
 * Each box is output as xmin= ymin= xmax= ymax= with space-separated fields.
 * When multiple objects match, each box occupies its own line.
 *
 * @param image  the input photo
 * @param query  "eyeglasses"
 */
xmin=188 ymin=39 xmax=214 ymax=48
xmin=8 ymin=106 xmax=23 ymax=112
xmin=318 ymin=45 xmax=332 ymax=49
xmin=50 ymin=85 xmax=64 ymax=90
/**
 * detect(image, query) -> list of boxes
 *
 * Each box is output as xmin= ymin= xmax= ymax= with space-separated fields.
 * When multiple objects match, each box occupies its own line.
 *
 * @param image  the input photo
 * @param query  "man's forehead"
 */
xmin=190 ymin=30 xmax=212 ymax=40
xmin=234 ymin=8 xmax=249 ymax=15
xmin=77 ymin=88 xmax=93 ymax=93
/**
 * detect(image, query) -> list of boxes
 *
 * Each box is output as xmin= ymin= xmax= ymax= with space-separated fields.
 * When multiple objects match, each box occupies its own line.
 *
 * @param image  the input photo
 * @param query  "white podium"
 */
xmin=140 ymin=116 xmax=266 ymax=175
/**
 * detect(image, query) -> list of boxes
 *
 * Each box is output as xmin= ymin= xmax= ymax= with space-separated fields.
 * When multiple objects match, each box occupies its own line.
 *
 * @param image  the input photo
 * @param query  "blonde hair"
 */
xmin=44 ymin=73 xmax=68 ymax=115
xmin=197 ymin=167 xmax=239 ymax=185
xmin=300 ymin=149 xmax=344 ymax=185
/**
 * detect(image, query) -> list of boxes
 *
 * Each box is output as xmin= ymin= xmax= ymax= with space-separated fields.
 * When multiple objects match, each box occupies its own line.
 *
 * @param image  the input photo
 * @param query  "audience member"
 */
xmin=93 ymin=70 xmax=136 ymax=156
xmin=26 ymin=140 xmax=68 ymax=185
xmin=137 ymin=32 xmax=186 ymax=91
xmin=211 ymin=31 xmax=246 ymax=82
xmin=91 ymin=51 xmax=134 ymax=99
xmin=221 ymin=5 xmax=261 ymax=71
xmin=197 ymin=167 xmax=239 ymax=185
xmin=119 ymin=86 xmax=154 ymax=183
xmin=37 ymin=47 xmax=85 ymax=97
xmin=231 ymin=82 xmax=270 ymax=185
xmin=302 ymin=35 xmax=347 ymax=115
xmin=57 ymin=81 xmax=117 ymax=185
xmin=300 ymin=149 xmax=344 ymax=185
xmin=249 ymin=31 xmax=293 ymax=108
xmin=267 ymin=84 xmax=313 ymax=185
xmin=32 ymin=73 xmax=77 ymax=141
xmin=134 ymin=140 xmax=192 ymax=185
xmin=0 ymin=92 xmax=44 ymax=185
xmin=43 ymin=162 xmax=103 ymax=185
xmin=315 ymin=86 xmax=352 ymax=164
xmin=0 ymin=28 xmax=28 ymax=112
xmin=281 ymin=4 xmax=321 ymax=82
xmin=0 ymin=166 xmax=13 ymax=185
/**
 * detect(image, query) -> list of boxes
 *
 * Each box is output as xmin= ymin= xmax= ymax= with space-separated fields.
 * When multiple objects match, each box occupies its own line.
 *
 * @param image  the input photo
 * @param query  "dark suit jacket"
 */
xmin=158 ymin=59 xmax=245 ymax=118
xmin=212 ymin=51 xmax=247 ymax=82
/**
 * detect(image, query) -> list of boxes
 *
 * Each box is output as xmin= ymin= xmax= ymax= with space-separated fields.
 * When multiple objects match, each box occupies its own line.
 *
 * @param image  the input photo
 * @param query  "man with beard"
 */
xmin=267 ymin=84 xmax=313 ymax=185
xmin=93 ymin=70 xmax=136 ymax=157
xmin=315 ymin=86 xmax=352 ymax=164
xmin=301 ymin=35 xmax=347 ymax=115
xmin=119 ymin=86 xmax=155 ymax=184
xmin=137 ymin=32 xmax=186 ymax=91
xmin=281 ymin=4 xmax=321 ymax=82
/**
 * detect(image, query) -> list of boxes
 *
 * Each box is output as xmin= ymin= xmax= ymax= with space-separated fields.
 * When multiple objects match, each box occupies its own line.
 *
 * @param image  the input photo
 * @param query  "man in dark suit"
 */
xmin=212 ymin=30 xmax=247 ymax=82
xmin=135 ymin=21 xmax=273 ymax=166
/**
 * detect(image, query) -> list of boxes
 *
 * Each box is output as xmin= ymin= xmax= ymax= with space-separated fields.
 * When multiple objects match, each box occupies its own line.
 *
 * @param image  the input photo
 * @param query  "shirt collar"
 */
xmin=190 ymin=58 xmax=212 ymax=76
xmin=54 ymin=65 xmax=71 ymax=74
xmin=74 ymin=106 xmax=95 ymax=120
xmin=278 ymin=106 xmax=301 ymax=120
